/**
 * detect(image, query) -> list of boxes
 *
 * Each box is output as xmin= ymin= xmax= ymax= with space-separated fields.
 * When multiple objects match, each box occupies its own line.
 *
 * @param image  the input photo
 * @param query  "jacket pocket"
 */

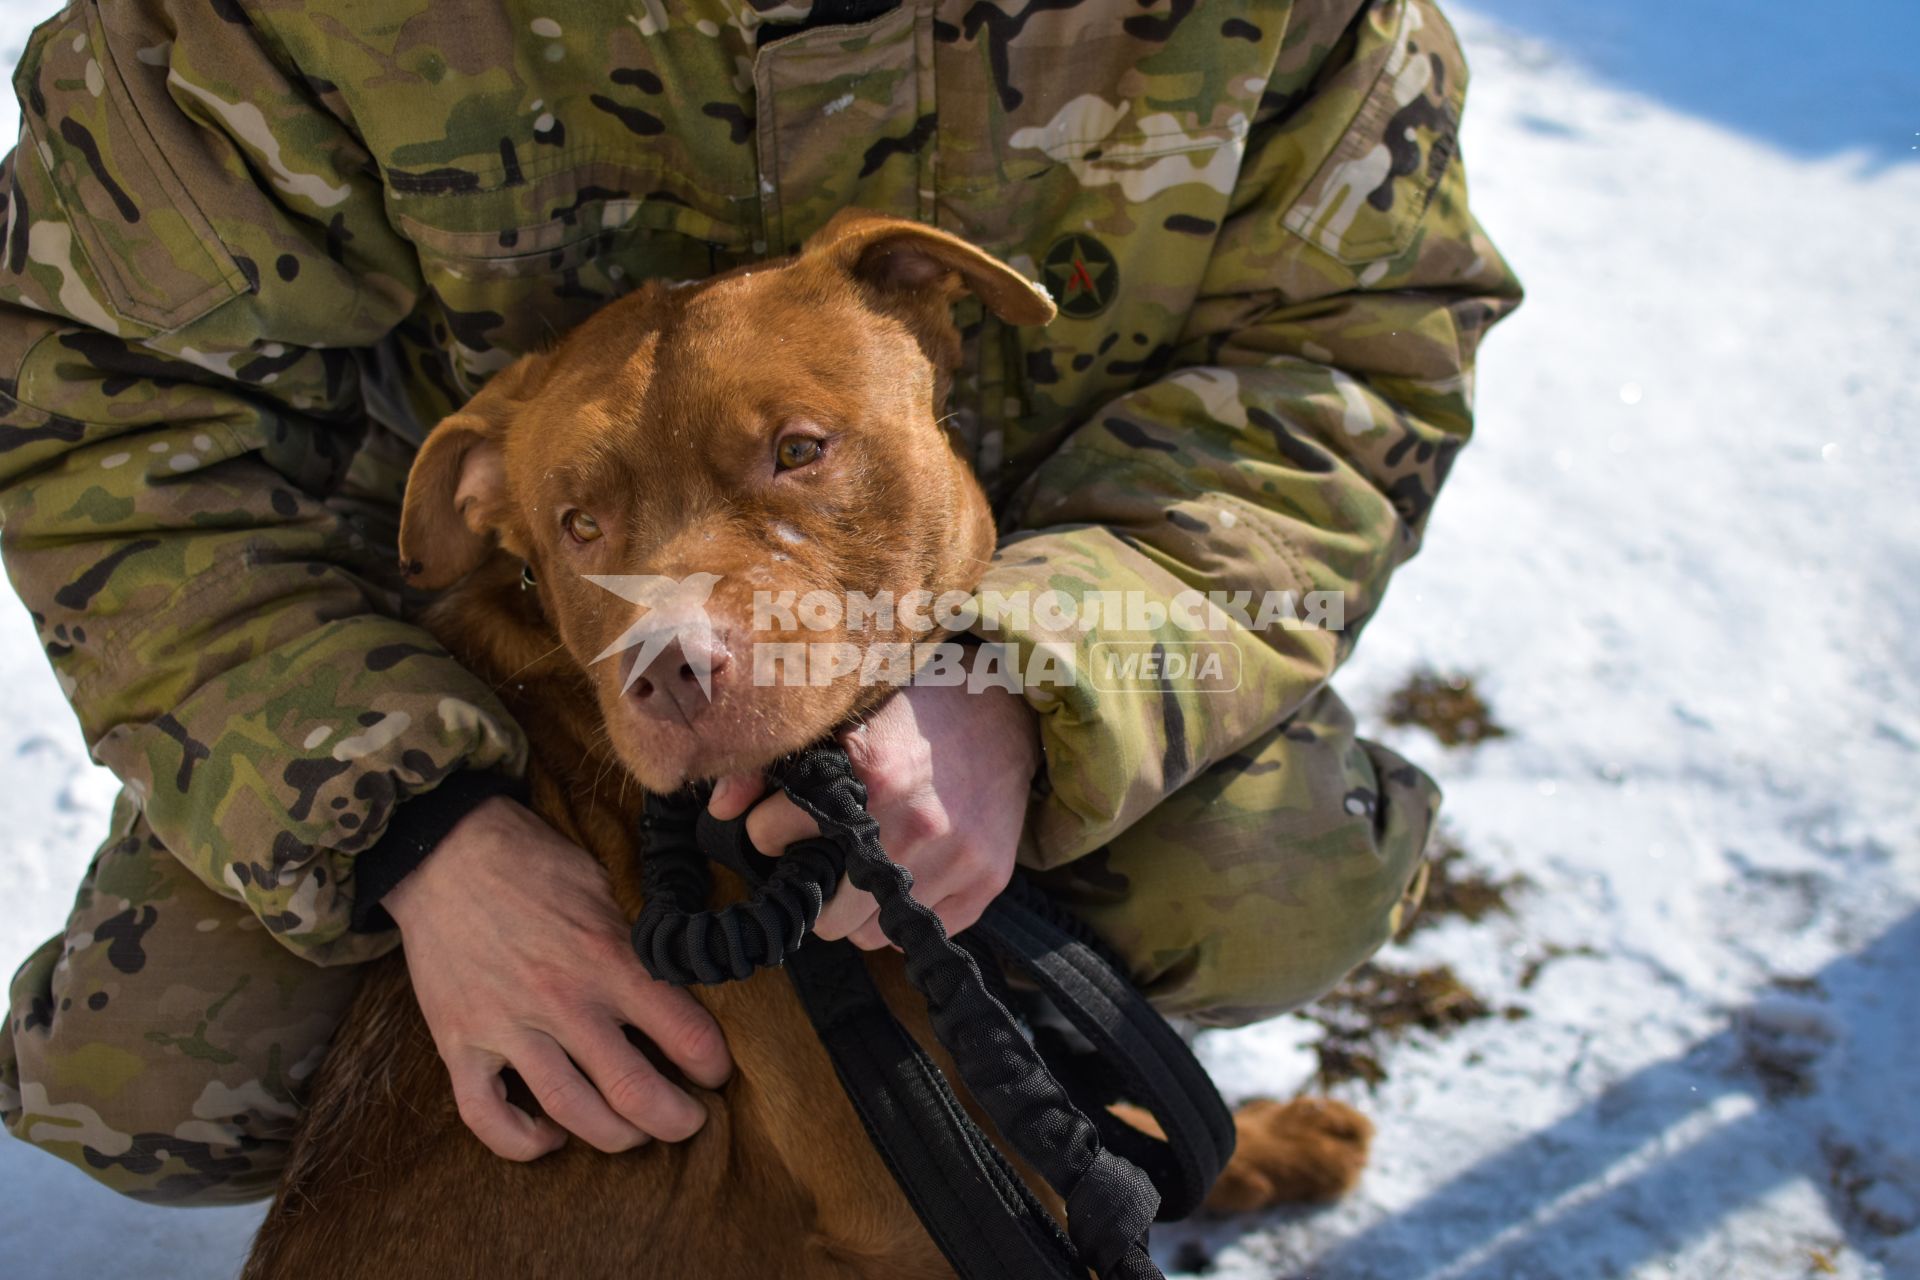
xmin=1280 ymin=0 xmax=1468 ymax=266
xmin=388 ymin=167 xmax=755 ymax=399
xmin=932 ymin=5 xmax=1269 ymax=262
xmin=12 ymin=2 xmax=249 ymax=336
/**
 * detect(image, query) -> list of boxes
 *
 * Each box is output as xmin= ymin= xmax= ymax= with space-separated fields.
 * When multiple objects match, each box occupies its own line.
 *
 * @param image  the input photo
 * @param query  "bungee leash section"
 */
xmin=630 ymin=744 xmax=1235 ymax=1280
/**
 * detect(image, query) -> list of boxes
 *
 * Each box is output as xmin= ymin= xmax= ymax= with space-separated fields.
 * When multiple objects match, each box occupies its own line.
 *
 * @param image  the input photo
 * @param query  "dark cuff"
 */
xmin=349 ymin=770 xmax=528 ymax=934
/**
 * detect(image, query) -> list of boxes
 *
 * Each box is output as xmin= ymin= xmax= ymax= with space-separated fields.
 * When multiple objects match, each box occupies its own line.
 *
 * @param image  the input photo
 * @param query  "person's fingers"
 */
xmin=940 ymin=834 xmax=1015 ymax=930
xmin=508 ymin=1032 xmax=648 ymax=1154
xmin=817 ymin=818 xmax=975 ymax=940
xmin=743 ymin=790 xmax=821 ymax=857
xmin=567 ymin=1016 xmax=708 ymax=1142
xmin=813 ymin=874 xmax=879 ymax=940
xmin=611 ymin=972 xmax=733 ymax=1090
xmin=837 ymin=716 xmax=885 ymax=779
xmin=446 ymin=1046 xmax=566 ymax=1162
xmin=876 ymin=794 xmax=950 ymax=855
xmin=847 ymin=880 xmax=998 ymax=949
xmin=707 ymin=772 xmax=767 ymax=822
xmin=847 ymin=913 xmax=890 ymax=951
xmin=929 ymin=888 xmax=997 ymax=939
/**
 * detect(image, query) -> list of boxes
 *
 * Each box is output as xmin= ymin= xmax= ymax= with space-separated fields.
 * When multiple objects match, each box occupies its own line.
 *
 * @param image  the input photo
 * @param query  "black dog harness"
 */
xmin=630 ymin=745 xmax=1234 ymax=1280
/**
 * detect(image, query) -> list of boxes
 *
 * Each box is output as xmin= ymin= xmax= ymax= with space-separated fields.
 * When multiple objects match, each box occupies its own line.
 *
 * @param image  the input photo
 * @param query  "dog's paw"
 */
xmin=1203 ymin=1097 xmax=1374 ymax=1215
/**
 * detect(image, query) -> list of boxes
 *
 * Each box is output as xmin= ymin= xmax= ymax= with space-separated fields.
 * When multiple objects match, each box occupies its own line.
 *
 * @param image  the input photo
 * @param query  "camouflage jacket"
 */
xmin=0 ymin=0 xmax=1519 ymax=964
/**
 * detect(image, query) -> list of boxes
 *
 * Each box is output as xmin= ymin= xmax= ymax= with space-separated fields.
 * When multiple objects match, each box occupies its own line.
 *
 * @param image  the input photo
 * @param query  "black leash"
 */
xmin=631 ymin=745 xmax=1234 ymax=1280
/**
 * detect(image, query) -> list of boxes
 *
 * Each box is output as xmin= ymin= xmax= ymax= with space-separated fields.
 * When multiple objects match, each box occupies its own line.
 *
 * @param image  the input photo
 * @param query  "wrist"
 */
xmin=374 ymin=790 xmax=529 ymax=932
xmin=968 ymin=644 xmax=1042 ymax=777
xmin=955 ymin=645 xmax=1043 ymax=782
xmin=361 ymin=779 xmax=527 ymax=933
xmin=1001 ymin=682 xmax=1042 ymax=777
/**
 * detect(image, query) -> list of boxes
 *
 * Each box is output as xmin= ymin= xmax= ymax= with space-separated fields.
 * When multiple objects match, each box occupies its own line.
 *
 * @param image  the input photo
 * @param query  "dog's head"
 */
xmin=398 ymin=211 xmax=1055 ymax=790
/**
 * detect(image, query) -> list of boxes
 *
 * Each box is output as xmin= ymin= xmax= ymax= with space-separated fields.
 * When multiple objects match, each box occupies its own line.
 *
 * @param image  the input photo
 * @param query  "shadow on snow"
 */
xmin=1160 ymin=909 xmax=1919 ymax=1278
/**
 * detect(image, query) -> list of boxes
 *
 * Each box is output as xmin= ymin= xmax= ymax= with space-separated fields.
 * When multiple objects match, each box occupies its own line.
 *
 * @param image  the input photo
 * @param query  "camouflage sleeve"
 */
xmin=0 ymin=2 xmax=524 ymax=963
xmin=978 ymin=0 xmax=1523 ymax=868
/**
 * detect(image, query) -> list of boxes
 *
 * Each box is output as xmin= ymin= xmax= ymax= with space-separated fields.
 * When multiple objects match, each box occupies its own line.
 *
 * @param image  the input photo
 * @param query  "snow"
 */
xmin=2 ymin=2 xmax=1916 ymax=1276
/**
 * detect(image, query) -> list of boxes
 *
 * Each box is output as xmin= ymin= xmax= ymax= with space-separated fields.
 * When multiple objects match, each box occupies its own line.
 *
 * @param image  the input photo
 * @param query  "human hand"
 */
xmin=708 ymin=669 xmax=1041 ymax=950
xmin=385 ymin=797 xmax=732 ymax=1160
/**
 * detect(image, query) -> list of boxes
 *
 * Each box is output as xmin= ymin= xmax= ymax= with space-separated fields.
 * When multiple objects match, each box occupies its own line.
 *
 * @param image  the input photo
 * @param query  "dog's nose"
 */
xmin=622 ymin=633 xmax=732 ymax=725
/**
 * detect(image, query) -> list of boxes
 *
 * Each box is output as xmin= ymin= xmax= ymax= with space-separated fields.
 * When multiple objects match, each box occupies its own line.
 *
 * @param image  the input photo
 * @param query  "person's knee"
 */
xmin=1085 ymin=734 xmax=1439 ymax=1028
xmin=3 ymin=1018 xmax=291 ymax=1205
xmin=4 ymin=933 xmax=299 ymax=1205
xmin=3 ymin=799 xmax=368 ymax=1205
xmin=1159 ymin=860 xmax=1419 ymax=1026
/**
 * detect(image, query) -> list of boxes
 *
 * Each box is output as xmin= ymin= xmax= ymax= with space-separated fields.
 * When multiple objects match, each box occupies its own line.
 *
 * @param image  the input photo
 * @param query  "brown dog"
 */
xmin=242 ymin=211 xmax=1371 ymax=1279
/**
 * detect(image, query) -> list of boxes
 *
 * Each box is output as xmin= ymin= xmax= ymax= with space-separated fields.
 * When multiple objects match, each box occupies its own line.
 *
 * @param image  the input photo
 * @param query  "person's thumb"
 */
xmin=706 ymin=772 xmax=766 ymax=821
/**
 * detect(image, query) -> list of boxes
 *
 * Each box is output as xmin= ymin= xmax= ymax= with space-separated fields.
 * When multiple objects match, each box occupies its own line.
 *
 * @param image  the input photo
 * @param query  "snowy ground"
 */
xmin=3 ymin=3 xmax=1917 ymax=1278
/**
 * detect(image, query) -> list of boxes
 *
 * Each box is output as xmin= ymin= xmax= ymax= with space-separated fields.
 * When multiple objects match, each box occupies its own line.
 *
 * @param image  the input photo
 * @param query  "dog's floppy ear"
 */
xmin=805 ymin=209 xmax=1057 ymax=328
xmin=399 ymin=353 xmax=547 ymax=589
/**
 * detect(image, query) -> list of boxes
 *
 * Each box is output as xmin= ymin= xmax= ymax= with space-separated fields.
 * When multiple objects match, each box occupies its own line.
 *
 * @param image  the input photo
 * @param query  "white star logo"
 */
xmin=584 ymin=572 xmax=724 ymax=697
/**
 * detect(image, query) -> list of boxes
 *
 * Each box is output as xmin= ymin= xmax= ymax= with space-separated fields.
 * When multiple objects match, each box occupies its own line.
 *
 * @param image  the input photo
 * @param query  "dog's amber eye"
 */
xmin=776 ymin=436 xmax=823 ymax=471
xmin=562 ymin=510 xmax=602 ymax=543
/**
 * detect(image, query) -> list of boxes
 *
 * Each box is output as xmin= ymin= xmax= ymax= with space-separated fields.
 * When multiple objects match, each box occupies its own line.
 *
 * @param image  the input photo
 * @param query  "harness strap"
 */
xmin=784 ymin=938 xmax=1088 ymax=1278
xmin=765 ymin=748 xmax=1167 ymax=1277
xmin=630 ymin=744 xmax=1234 ymax=1279
xmin=974 ymin=877 xmax=1236 ymax=1223
xmin=635 ymin=797 xmax=1095 ymax=1278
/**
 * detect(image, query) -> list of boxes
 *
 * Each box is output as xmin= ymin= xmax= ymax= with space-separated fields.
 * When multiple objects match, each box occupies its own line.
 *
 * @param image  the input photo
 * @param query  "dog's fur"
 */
xmin=243 ymin=212 xmax=1371 ymax=1279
